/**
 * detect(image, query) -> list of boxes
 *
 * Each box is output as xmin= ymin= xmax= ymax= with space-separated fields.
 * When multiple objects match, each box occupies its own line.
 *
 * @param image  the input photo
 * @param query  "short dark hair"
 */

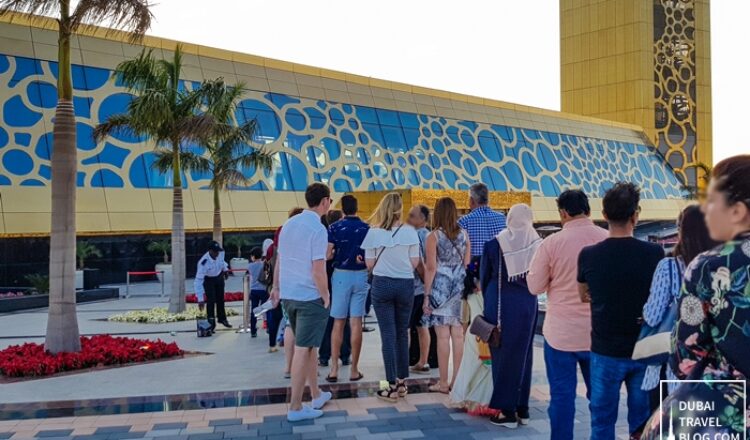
xmin=288 ymin=207 xmax=304 ymax=218
xmin=305 ymin=183 xmax=330 ymax=208
xmin=602 ymin=182 xmax=641 ymax=225
xmin=341 ymin=195 xmax=358 ymax=216
xmin=249 ymin=247 xmax=263 ymax=260
xmin=556 ymin=189 xmax=591 ymax=216
xmin=712 ymin=155 xmax=750 ymax=210
xmin=469 ymin=183 xmax=489 ymax=205
xmin=417 ymin=204 xmax=430 ymax=224
xmin=326 ymin=210 xmax=343 ymax=226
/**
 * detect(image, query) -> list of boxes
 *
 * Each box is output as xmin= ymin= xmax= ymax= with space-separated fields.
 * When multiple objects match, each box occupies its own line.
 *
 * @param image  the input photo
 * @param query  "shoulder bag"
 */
xmin=367 ymin=224 xmax=403 ymax=284
xmin=469 ymin=237 xmax=502 ymax=348
xmin=632 ymin=258 xmax=682 ymax=364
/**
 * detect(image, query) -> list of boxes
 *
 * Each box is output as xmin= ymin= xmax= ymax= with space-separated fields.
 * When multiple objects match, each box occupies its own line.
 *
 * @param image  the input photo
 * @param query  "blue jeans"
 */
xmin=543 ymin=341 xmax=591 ymax=440
xmin=590 ymin=352 xmax=650 ymax=440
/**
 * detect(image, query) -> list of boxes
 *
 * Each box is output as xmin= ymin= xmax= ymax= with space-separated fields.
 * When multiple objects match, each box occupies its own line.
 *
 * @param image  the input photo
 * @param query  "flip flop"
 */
xmin=350 ymin=373 xmax=364 ymax=382
xmin=325 ymin=374 xmax=338 ymax=383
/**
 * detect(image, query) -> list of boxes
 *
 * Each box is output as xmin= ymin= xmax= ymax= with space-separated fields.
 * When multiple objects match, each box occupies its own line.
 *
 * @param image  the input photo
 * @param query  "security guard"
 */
xmin=194 ymin=241 xmax=232 ymax=330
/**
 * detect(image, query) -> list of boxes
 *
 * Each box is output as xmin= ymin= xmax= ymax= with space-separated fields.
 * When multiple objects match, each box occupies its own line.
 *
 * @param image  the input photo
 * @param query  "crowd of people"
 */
xmin=199 ymin=154 xmax=750 ymax=437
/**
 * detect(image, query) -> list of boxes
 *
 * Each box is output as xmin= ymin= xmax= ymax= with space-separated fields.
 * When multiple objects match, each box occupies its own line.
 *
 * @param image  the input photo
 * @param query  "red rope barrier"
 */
xmin=127 ymin=271 xmax=164 ymax=276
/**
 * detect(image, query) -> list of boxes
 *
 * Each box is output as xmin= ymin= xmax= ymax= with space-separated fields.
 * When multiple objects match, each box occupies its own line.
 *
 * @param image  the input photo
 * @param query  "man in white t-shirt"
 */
xmin=270 ymin=183 xmax=333 ymax=422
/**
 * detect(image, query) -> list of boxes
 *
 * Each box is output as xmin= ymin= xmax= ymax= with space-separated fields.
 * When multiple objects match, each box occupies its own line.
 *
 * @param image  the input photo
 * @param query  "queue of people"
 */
xmin=213 ymin=154 xmax=750 ymax=437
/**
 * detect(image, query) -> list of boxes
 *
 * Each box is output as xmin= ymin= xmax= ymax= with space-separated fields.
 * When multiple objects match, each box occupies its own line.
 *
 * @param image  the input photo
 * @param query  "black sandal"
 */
xmin=396 ymin=380 xmax=408 ymax=397
xmin=376 ymin=384 xmax=399 ymax=403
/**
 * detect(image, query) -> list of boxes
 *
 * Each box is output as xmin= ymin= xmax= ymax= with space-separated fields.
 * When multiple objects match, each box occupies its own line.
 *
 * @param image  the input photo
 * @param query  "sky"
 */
xmin=147 ymin=0 xmax=747 ymax=162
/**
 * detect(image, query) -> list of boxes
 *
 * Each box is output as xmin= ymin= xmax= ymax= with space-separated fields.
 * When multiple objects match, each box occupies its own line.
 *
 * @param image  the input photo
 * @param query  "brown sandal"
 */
xmin=428 ymin=383 xmax=450 ymax=394
xmin=396 ymin=380 xmax=408 ymax=397
xmin=376 ymin=384 xmax=399 ymax=403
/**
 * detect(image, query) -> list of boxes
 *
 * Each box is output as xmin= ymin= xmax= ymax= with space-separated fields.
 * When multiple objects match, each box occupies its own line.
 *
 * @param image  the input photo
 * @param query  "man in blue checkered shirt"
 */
xmin=458 ymin=182 xmax=507 ymax=256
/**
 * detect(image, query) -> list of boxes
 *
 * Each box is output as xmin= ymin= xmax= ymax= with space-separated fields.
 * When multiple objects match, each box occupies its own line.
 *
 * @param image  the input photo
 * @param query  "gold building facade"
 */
xmin=560 ymin=0 xmax=712 ymax=186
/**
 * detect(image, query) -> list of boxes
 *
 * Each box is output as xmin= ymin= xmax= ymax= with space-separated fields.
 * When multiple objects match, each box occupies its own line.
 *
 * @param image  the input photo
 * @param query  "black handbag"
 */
xmin=469 ymin=237 xmax=502 ymax=348
xmin=367 ymin=224 xmax=403 ymax=284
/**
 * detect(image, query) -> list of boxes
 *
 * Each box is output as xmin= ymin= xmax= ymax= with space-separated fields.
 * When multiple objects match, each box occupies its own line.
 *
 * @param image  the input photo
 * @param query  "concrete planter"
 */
xmin=0 ymin=288 xmax=119 ymax=313
xmin=75 ymin=270 xmax=84 ymax=290
xmin=154 ymin=263 xmax=172 ymax=283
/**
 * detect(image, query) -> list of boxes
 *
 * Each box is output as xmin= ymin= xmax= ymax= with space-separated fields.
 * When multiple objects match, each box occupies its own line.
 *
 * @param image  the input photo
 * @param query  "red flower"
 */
xmin=0 ymin=335 xmax=183 ymax=378
xmin=186 ymin=292 xmax=244 ymax=303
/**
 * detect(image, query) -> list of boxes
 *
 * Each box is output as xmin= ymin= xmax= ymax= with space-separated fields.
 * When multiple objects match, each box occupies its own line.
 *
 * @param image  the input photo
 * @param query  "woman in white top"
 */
xmin=361 ymin=192 xmax=420 ymax=403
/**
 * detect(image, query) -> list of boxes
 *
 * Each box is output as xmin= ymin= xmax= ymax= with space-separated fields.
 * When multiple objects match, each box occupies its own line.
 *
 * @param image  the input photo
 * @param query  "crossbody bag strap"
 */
xmin=496 ymin=236 xmax=502 ymax=329
xmin=372 ymin=224 xmax=404 ymax=273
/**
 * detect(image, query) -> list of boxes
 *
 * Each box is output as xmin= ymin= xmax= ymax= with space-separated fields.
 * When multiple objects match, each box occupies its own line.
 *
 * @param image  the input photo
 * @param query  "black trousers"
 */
xmin=267 ymin=305 xmax=283 ymax=347
xmin=250 ymin=290 xmax=269 ymax=334
xmin=204 ymin=275 xmax=226 ymax=322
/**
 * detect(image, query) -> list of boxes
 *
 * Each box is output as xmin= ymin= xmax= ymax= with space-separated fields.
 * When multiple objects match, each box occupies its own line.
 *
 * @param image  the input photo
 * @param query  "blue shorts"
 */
xmin=330 ymin=269 xmax=369 ymax=319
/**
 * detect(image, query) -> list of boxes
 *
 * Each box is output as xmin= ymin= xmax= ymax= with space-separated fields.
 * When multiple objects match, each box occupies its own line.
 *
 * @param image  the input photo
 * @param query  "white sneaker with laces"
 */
xmin=287 ymin=405 xmax=323 ymax=422
xmin=311 ymin=391 xmax=332 ymax=410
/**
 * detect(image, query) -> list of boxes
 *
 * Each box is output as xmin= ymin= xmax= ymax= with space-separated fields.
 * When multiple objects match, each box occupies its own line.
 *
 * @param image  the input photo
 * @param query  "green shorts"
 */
xmin=282 ymin=298 xmax=329 ymax=348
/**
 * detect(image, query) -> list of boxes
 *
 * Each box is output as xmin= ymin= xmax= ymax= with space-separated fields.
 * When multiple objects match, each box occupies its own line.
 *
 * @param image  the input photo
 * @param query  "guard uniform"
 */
xmin=194 ymin=248 xmax=229 ymax=327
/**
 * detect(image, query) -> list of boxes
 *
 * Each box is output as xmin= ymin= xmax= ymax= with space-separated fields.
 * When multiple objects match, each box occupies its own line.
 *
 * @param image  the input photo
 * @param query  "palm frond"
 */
xmin=151 ymin=147 xmax=210 ymax=175
xmin=93 ymin=113 xmax=136 ymax=143
xmin=176 ymin=114 xmax=218 ymax=143
xmin=0 ymin=1 xmax=60 ymax=20
xmin=114 ymin=49 xmax=165 ymax=93
xmin=72 ymin=0 xmax=153 ymax=42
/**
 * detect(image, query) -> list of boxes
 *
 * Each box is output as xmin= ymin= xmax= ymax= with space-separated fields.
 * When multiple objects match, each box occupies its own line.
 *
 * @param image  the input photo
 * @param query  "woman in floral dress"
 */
xmin=642 ymin=155 xmax=750 ymax=439
xmin=423 ymin=197 xmax=471 ymax=394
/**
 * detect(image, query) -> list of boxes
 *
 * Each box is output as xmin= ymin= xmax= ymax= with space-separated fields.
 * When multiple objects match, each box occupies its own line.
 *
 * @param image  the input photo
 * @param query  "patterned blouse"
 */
xmin=641 ymin=256 xmax=684 ymax=391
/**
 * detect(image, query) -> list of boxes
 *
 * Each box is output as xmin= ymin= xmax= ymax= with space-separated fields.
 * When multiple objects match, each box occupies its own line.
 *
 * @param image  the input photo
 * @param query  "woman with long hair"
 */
xmin=361 ymin=192 xmax=420 ymax=402
xmin=641 ymin=155 xmax=750 ymax=440
xmin=480 ymin=203 xmax=541 ymax=428
xmin=640 ymin=205 xmax=718 ymax=406
xmin=423 ymin=197 xmax=470 ymax=394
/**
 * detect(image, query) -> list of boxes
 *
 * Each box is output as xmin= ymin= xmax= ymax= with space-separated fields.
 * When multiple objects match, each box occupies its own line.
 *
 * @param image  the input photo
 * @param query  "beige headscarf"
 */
xmin=497 ymin=204 xmax=542 ymax=280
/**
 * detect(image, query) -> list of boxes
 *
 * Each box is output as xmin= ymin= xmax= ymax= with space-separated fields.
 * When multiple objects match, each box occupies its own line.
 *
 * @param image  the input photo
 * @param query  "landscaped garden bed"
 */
xmin=107 ymin=306 xmax=238 ymax=324
xmin=0 ymin=335 xmax=183 ymax=378
xmin=185 ymin=292 xmax=244 ymax=303
xmin=0 ymin=288 xmax=119 ymax=313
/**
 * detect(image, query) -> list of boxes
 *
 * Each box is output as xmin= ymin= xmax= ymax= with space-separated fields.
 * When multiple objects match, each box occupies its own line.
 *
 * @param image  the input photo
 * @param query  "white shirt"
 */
xmin=193 ymin=251 xmax=228 ymax=301
xmin=278 ymin=210 xmax=328 ymax=301
xmin=361 ymin=225 xmax=420 ymax=279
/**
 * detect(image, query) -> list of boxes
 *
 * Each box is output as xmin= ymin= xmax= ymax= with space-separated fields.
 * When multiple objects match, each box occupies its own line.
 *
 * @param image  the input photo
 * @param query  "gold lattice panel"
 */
xmin=654 ymin=0 xmax=699 ymax=184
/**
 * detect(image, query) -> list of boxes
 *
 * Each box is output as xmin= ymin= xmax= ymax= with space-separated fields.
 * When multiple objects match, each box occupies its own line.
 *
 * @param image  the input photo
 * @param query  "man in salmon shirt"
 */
xmin=527 ymin=190 xmax=608 ymax=440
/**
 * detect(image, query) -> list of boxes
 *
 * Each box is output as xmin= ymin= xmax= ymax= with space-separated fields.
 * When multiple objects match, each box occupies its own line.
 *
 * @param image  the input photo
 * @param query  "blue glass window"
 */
xmin=303 ymin=107 xmax=326 ymax=130
xmin=403 ymin=128 xmax=420 ymax=149
xmin=329 ymin=108 xmax=345 ymax=126
xmin=362 ymin=123 xmax=384 ymax=146
xmin=355 ymin=106 xmax=378 ymax=123
xmin=398 ymin=112 xmax=419 ymax=128
xmin=381 ymin=125 xmax=407 ymax=152
xmin=285 ymin=108 xmax=306 ymax=131
xmin=478 ymin=131 xmax=502 ymax=162
xmin=376 ymin=109 xmax=400 ymax=126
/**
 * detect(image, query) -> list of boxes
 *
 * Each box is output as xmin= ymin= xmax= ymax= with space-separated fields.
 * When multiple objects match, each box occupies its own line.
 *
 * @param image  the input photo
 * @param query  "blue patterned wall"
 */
xmin=0 ymin=53 xmax=684 ymax=199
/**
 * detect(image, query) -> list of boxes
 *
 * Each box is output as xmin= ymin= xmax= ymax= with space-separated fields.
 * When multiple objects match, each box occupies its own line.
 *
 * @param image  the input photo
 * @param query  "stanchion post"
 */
xmin=126 ymin=272 xmax=130 ymax=298
xmin=159 ymin=271 xmax=165 ymax=297
xmin=242 ymin=272 xmax=250 ymax=332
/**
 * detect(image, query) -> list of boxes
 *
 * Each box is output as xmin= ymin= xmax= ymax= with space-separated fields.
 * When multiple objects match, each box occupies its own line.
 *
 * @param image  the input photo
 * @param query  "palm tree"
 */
xmin=94 ymin=46 xmax=215 ymax=314
xmin=76 ymin=241 xmax=101 ymax=270
xmin=0 ymin=0 xmax=153 ymax=353
xmin=153 ymin=79 xmax=273 ymax=245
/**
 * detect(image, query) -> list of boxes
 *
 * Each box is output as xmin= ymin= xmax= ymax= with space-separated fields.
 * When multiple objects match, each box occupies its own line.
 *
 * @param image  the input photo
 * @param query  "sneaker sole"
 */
xmin=519 ymin=418 xmax=529 ymax=425
xmin=489 ymin=421 xmax=518 ymax=429
xmin=287 ymin=412 xmax=323 ymax=422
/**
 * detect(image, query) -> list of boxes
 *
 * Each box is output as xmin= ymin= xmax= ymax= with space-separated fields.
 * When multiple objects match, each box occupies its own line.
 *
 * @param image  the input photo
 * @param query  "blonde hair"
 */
xmin=369 ymin=192 xmax=403 ymax=229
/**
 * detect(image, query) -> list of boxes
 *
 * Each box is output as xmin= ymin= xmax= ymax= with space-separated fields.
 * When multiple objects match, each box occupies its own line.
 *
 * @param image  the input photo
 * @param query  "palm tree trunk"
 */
xmin=45 ymin=7 xmax=81 ymax=353
xmin=168 ymin=142 xmax=186 ymax=313
xmin=212 ymin=186 xmax=222 ymax=245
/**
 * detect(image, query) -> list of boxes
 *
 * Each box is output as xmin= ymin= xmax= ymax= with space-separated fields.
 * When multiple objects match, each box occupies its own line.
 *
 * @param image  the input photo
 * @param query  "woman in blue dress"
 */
xmin=480 ymin=203 xmax=542 ymax=428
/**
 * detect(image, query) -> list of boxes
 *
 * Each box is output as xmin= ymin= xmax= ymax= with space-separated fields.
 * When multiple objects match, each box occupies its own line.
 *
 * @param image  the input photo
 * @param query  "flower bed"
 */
xmin=0 ymin=335 xmax=182 ymax=378
xmin=0 ymin=291 xmax=26 ymax=298
xmin=185 ymin=291 xmax=244 ymax=303
xmin=108 ymin=306 xmax=238 ymax=324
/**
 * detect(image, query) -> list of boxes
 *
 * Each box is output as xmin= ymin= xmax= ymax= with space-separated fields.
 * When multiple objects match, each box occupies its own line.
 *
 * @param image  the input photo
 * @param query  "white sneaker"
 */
xmin=311 ymin=391 xmax=332 ymax=410
xmin=287 ymin=405 xmax=323 ymax=422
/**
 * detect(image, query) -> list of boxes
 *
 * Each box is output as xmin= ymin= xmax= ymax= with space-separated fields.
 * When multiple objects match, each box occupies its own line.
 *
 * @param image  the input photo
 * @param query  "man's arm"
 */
xmin=527 ymin=242 xmax=551 ymax=295
xmin=326 ymin=243 xmax=335 ymax=261
xmin=194 ymin=260 xmax=206 ymax=303
xmin=578 ymin=282 xmax=591 ymax=303
xmin=270 ymin=252 xmax=281 ymax=306
xmin=312 ymin=259 xmax=330 ymax=308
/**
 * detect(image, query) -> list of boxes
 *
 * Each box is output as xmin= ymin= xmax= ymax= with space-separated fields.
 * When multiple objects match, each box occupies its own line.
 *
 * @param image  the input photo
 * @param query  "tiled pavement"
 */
xmin=0 ymin=392 xmax=631 ymax=439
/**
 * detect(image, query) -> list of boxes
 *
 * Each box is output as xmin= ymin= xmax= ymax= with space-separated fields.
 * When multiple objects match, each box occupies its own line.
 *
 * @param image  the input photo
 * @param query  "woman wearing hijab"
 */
xmin=480 ymin=203 xmax=542 ymax=428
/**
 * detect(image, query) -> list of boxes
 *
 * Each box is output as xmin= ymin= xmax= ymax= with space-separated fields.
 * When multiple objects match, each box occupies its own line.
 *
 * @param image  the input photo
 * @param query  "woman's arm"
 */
xmin=422 ymin=232 xmax=438 ymax=313
xmin=643 ymin=258 xmax=674 ymax=327
xmin=463 ymin=230 xmax=471 ymax=266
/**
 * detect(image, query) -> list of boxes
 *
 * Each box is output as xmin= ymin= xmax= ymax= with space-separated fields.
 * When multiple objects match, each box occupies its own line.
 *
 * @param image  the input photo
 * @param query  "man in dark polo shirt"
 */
xmin=326 ymin=195 xmax=370 ymax=383
xmin=578 ymin=182 xmax=664 ymax=440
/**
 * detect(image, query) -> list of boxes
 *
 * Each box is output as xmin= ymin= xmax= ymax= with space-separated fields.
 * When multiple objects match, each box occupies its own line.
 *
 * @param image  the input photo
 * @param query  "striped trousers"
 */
xmin=370 ymin=275 xmax=414 ymax=383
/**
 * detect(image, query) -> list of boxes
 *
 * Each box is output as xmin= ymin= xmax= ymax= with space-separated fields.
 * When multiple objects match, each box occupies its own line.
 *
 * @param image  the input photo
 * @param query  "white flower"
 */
xmin=711 ymin=267 xmax=731 ymax=295
xmin=742 ymin=240 xmax=750 ymax=258
xmin=680 ymin=295 xmax=705 ymax=326
xmin=710 ymin=296 xmax=729 ymax=315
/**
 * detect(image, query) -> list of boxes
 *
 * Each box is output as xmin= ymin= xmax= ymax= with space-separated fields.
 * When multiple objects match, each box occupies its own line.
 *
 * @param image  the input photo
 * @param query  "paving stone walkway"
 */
xmin=0 ymin=392 xmax=632 ymax=439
